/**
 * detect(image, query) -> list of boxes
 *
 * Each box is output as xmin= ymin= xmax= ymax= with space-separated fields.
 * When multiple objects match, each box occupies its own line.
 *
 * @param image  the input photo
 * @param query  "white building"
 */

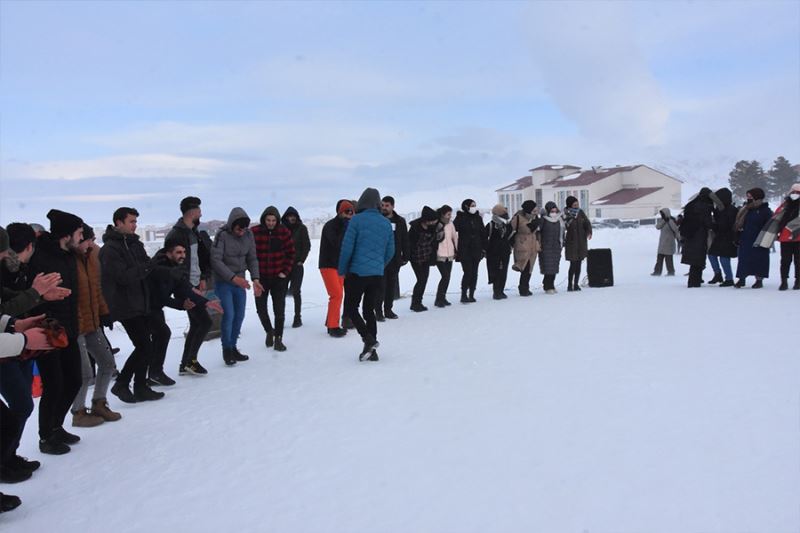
xmin=496 ymin=164 xmax=682 ymax=220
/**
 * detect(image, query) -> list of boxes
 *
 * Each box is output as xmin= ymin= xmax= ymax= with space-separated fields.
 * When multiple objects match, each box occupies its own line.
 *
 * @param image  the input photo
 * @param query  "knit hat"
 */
xmin=421 ymin=206 xmax=438 ymax=222
xmin=180 ymin=196 xmax=201 ymax=214
xmin=80 ymin=223 xmax=95 ymax=242
xmin=747 ymin=187 xmax=765 ymax=201
xmin=47 ymin=209 xmax=84 ymax=239
xmin=521 ymin=200 xmax=536 ymax=214
xmin=0 ymin=227 xmax=9 ymax=253
xmin=491 ymin=204 xmax=508 ymax=217
xmin=565 ymin=196 xmax=578 ymax=209
xmin=338 ymin=200 xmax=354 ymax=215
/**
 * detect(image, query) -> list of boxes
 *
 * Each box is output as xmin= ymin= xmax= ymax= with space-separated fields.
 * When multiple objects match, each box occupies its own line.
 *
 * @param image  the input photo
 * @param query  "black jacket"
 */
xmin=165 ymin=218 xmax=211 ymax=285
xmin=453 ymin=211 xmax=487 ymax=262
xmin=319 ymin=216 xmax=348 ymax=269
xmin=385 ymin=212 xmax=410 ymax=266
xmin=709 ymin=188 xmax=739 ymax=258
xmin=282 ymin=207 xmax=311 ymax=264
xmin=149 ymin=249 xmax=208 ymax=312
xmin=28 ymin=233 xmax=80 ymax=338
xmin=99 ymin=226 xmax=152 ymax=322
xmin=680 ymin=191 xmax=714 ymax=267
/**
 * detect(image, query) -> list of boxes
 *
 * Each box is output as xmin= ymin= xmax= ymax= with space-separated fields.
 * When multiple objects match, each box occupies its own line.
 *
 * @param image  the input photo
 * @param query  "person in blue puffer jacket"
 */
xmin=338 ymin=188 xmax=395 ymax=362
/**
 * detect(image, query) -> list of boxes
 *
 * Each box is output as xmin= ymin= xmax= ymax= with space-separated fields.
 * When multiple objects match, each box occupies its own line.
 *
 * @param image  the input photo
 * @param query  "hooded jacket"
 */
xmin=28 ymin=232 xmax=80 ymax=337
xmin=281 ymin=207 xmax=311 ymax=264
xmin=453 ymin=202 xmax=487 ymax=263
xmin=211 ymin=207 xmax=260 ymax=284
xmin=680 ymin=188 xmax=715 ymax=267
xmin=338 ymin=188 xmax=395 ymax=277
xmin=319 ymin=215 xmax=349 ymax=269
xmin=252 ymin=206 xmax=296 ymax=279
xmin=708 ymin=188 xmax=739 ymax=258
xmin=99 ymin=225 xmax=152 ymax=322
xmin=656 ymin=208 xmax=681 ymax=256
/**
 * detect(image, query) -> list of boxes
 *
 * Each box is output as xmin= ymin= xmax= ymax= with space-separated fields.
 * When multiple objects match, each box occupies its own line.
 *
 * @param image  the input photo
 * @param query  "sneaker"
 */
xmin=54 ymin=427 xmax=80 ymax=445
xmin=434 ymin=299 xmax=446 ymax=308
xmin=327 ymin=327 xmax=347 ymax=338
xmin=719 ymin=279 xmax=734 ymax=287
xmin=366 ymin=349 xmax=379 ymax=362
xmin=222 ymin=348 xmax=237 ymax=366
xmin=274 ymin=336 xmax=287 ymax=352
xmin=71 ymin=408 xmax=104 ymax=428
xmin=779 ymin=279 xmax=788 ymax=291
xmin=38 ymin=435 xmax=70 ymax=455
xmin=292 ymin=316 xmax=302 ymax=328
xmin=519 ymin=289 xmax=533 ymax=297
xmin=443 ymin=299 xmax=452 ymax=306
xmin=794 ymin=279 xmax=800 ymax=290
xmin=6 ymin=456 xmax=40 ymax=472
xmin=375 ymin=310 xmax=386 ymax=322
xmin=180 ymin=360 xmax=208 ymax=376
xmin=0 ymin=493 xmax=22 ymax=513
xmin=133 ymin=385 xmax=165 ymax=402
xmin=384 ymin=310 xmax=399 ymax=319
xmin=265 ymin=331 xmax=274 ymax=348
xmin=148 ymin=371 xmax=176 ymax=386
xmin=111 ymin=381 xmax=137 ymax=404
xmin=410 ymin=303 xmax=428 ymax=312
xmin=341 ymin=316 xmax=355 ymax=330
xmin=359 ymin=338 xmax=380 ymax=361
xmin=232 ymin=347 xmax=249 ymax=362
xmin=734 ymin=279 xmax=746 ymax=288
xmin=650 ymin=272 xmax=661 ymax=276
xmin=708 ymin=272 xmax=723 ymax=284
xmin=752 ymin=279 xmax=763 ymax=289
xmin=0 ymin=465 xmax=32 ymax=484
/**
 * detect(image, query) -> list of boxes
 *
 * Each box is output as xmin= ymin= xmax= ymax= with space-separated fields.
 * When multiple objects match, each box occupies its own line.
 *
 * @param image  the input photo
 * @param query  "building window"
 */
xmin=580 ymin=190 xmax=589 ymax=210
xmin=595 ymin=209 xmax=602 ymax=218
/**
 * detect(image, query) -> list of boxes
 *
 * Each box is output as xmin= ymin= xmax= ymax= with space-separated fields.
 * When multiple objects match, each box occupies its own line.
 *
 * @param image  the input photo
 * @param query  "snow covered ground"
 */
xmin=6 ymin=227 xmax=799 ymax=532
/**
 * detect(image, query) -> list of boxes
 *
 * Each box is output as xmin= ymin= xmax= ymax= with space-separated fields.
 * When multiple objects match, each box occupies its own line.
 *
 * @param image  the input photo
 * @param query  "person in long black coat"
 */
xmin=453 ymin=199 xmax=487 ymax=303
xmin=680 ymin=187 xmax=714 ymax=287
xmin=735 ymin=188 xmax=773 ymax=288
xmin=485 ymin=204 xmax=512 ymax=300
xmin=707 ymin=187 xmax=739 ymax=286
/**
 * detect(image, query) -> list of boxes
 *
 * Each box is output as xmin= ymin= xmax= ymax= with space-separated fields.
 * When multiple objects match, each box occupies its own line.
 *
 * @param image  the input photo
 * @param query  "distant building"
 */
xmin=496 ymin=164 xmax=683 ymax=219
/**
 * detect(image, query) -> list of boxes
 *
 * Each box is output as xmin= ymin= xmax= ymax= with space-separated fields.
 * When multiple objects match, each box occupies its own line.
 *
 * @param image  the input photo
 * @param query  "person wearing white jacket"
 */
xmin=434 ymin=205 xmax=458 ymax=307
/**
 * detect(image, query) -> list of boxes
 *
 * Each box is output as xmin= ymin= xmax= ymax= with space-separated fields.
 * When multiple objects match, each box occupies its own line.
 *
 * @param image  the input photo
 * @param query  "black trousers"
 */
xmin=37 ymin=341 xmax=82 ymax=439
xmin=1 ymin=401 xmax=18 ymax=464
xmin=436 ymin=261 xmax=452 ymax=301
xmin=543 ymin=274 xmax=556 ymax=291
xmin=0 ymin=359 xmax=33 ymax=460
xmin=460 ymin=258 xmax=480 ymax=294
xmin=688 ymin=265 xmax=704 ymax=286
xmin=376 ymin=262 xmax=400 ymax=313
xmin=519 ymin=262 xmax=532 ymax=292
xmin=653 ymin=254 xmax=675 ymax=274
xmin=780 ymin=242 xmax=800 ymax=279
xmin=411 ymin=262 xmax=430 ymax=305
xmin=288 ymin=264 xmax=304 ymax=318
xmin=119 ymin=315 xmax=156 ymax=389
xmin=147 ymin=309 xmax=172 ymax=375
xmin=568 ymin=260 xmax=583 ymax=285
xmin=344 ymin=274 xmax=382 ymax=342
xmin=255 ymin=277 xmax=288 ymax=337
xmin=490 ymin=256 xmax=510 ymax=296
xmin=182 ymin=303 xmax=211 ymax=366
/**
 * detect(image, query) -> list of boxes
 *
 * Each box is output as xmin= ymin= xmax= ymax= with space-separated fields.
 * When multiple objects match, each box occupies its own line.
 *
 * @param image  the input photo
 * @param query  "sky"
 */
xmin=1 ymin=0 xmax=798 ymax=226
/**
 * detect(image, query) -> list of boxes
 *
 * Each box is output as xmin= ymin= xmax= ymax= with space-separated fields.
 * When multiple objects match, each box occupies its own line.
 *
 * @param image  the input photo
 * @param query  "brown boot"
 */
xmin=71 ymin=408 xmax=104 ymax=428
xmin=90 ymin=398 xmax=122 ymax=422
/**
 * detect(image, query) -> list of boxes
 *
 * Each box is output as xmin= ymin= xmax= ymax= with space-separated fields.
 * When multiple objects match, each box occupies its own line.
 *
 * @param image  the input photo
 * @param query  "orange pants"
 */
xmin=320 ymin=268 xmax=345 ymax=328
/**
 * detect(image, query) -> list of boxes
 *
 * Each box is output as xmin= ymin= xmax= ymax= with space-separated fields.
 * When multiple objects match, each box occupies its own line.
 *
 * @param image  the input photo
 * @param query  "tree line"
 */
xmin=728 ymin=156 xmax=799 ymax=203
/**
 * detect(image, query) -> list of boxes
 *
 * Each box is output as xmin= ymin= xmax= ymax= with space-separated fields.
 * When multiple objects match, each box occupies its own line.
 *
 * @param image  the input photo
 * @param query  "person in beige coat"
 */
xmin=509 ymin=200 xmax=540 ymax=296
xmin=434 ymin=205 xmax=458 ymax=307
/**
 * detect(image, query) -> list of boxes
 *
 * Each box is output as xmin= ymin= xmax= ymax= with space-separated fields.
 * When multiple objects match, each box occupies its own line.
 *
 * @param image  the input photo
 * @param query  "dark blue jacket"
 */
xmin=338 ymin=209 xmax=395 ymax=277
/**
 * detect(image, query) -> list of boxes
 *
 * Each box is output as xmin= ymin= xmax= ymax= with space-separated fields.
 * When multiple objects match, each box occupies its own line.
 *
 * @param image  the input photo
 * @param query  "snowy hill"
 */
xmin=5 ymin=228 xmax=798 ymax=533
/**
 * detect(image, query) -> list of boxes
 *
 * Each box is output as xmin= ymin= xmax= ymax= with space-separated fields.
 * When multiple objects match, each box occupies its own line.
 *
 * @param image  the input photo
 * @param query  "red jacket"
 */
xmin=775 ymin=202 xmax=800 ymax=243
xmin=252 ymin=224 xmax=296 ymax=278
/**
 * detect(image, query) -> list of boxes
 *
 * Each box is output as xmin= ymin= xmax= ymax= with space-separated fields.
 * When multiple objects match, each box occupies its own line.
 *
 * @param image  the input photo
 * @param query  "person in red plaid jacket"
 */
xmin=251 ymin=206 xmax=296 ymax=352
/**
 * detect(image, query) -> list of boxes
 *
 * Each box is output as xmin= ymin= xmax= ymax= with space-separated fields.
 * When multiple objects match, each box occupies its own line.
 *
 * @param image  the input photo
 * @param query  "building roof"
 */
xmin=548 ymin=165 xmax=642 ymax=188
xmin=496 ymin=175 xmax=532 ymax=192
xmin=590 ymin=187 xmax=663 ymax=206
xmin=530 ymin=164 xmax=581 ymax=171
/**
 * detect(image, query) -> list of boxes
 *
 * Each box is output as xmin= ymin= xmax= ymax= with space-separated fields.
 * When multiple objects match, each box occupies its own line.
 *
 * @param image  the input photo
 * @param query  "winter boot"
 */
xmin=292 ymin=315 xmax=302 ymax=328
xmin=232 ymin=347 xmax=249 ymax=362
xmin=359 ymin=337 xmax=380 ymax=361
xmin=133 ymin=385 xmax=165 ymax=402
xmin=54 ymin=427 xmax=80 ymax=445
xmin=38 ymin=433 xmax=70 ymax=455
xmin=341 ymin=316 xmax=355 ymax=330
xmin=375 ymin=309 xmax=386 ymax=322
xmin=0 ymin=493 xmax=22 ymax=513
xmin=384 ymin=309 xmax=399 ymax=319
xmin=274 ymin=336 xmax=287 ymax=352
xmin=265 ymin=331 xmax=274 ymax=348
xmin=708 ymin=271 xmax=723 ymax=284
xmin=752 ymin=279 xmax=764 ymax=289
xmin=0 ymin=465 xmax=31 ymax=484
xmin=223 ymin=348 xmax=237 ymax=366
xmin=519 ymin=288 xmax=533 ymax=297
xmin=460 ymin=289 xmax=470 ymax=303
xmin=779 ymin=278 xmax=789 ymax=291
xmin=6 ymin=456 xmax=40 ymax=473
xmin=434 ymin=297 xmax=447 ymax=308
xmin=468 ymin=289 xmax=477 ymax=303
xmin=734 ymin=278 xmax=746 ymax=288
xmin=410 ymin=302 xmax=428 ymax=312
xmin=110 ymin=381 xmax=137 ymax=404
xmin=91 ymin=398 xmax=122 ymax=422
xmin=366 ymin=349 xmax=379 ymax=362
xmin=794 ymin=278 xmax=800 ymax=290
xmin=71 ymin=408 xmax=104 ymax=428
xmin=327 ymin=327 xmax=347 ymax=338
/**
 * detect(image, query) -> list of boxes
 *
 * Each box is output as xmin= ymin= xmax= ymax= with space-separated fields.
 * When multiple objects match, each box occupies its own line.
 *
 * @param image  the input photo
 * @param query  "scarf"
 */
xmin=492 ymin=214 xmax=509 ymax=227
xmin=735 ymin=199 xmax=762 ymax=231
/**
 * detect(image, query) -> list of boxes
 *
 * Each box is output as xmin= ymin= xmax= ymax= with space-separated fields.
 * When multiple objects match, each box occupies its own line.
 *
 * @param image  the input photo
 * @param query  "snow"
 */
xmin=5 ymin=228 xmax=799 ymax=533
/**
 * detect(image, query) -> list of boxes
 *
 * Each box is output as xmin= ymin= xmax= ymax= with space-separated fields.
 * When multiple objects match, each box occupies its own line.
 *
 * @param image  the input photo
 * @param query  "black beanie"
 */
xmin=461 ymin=199 xmax=475 ymax=212
xmin=180 ymin=196 xmax=201 ymax=214
xmin=80 ymin=223 xmax=95 ymax=242
xmin=565 ymin=196 xmax=578 ymax=208
xmin=522 ymin=200 xmax=537 ymax=214
xmin=421 ymin=206 xmax=438 ymax=222
xmin=47 ymin=209 xmax=84 ymax=239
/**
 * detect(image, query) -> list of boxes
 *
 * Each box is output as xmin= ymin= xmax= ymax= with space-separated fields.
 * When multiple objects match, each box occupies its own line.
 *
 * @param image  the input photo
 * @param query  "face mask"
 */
xmin=469 ymin=207 xmax=478 ymax=215
xmin=790 ymin=194 xmax=800 ymax=201
xmin=549 ymin=212 xmax=558 ymax=217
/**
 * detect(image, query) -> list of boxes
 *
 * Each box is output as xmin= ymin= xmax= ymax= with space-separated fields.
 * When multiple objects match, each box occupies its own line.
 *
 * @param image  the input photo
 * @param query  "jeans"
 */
xmin=344 ymin=274 xmax=383 ymax=342
xmin=320 ymin=268 xmax=345 ymax=328
xmin=288 ymin=264 xmax=304 ymax=318
xmin=72 ymin=329 xmax=117 ymax=411
xmin=708 ymin=254 xmax=733 ymax=280
xmin=436 ymin=260 xmax=452 ymax=302
xmin=37 ymin=341 xmax=82 ymax=439
xmin=216 ymin=280 xmax=247 ymax=349
xmin=780 ymin=242 xmax=800 ymax=279
xmin=0 ymin=359 xmax=33 ymax=459
xmin=411 ymin=262 xmax=430 ymax=306
xmin=255 ymin=277 xmax=288 ymax=337
xmin=183 ymin=303 xmax=212 ymax=366
xmin=653 ymin=254 xmax=676 ymax=275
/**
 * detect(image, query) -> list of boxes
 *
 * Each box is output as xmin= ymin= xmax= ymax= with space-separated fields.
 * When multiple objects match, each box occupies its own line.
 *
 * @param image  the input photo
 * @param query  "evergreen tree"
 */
xmin=728 ymin=160 xmax=768 ymax=202
xmin=767 ymin=156 xmax=799 ymax=201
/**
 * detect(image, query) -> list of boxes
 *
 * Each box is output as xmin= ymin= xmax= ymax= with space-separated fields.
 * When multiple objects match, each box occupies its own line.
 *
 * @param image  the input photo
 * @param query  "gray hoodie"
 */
xmin=656 ymin=207 xmax=680 ymax=255
xmin=211 ymin=207 xmax=260 ymax=283
xmin=356 ymin=188 xmax=381 ymax=213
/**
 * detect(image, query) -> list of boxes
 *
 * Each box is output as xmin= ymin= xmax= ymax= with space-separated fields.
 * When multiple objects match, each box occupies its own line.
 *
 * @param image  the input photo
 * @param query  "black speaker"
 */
xmin=587 ymin=248 xmax=614 ymax=287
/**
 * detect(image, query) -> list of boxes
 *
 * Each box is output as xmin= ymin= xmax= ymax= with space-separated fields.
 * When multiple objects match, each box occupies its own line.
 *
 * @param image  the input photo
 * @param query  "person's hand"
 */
xmin=182 ymin=298 xmax=196 ymax=310
xmin=14 ymin=314 xmax=46 ymax=332
xmin=23 ymin=327 xmax=53 ymax=351
xmin=253 ymin=279 xmax=264 ymax=297
xmin=206 ymin=300 xmax=224 ymax=314
xmin=232 ymin=276 xmax=251 ymax=290
xmin=278 ymin=273 xmax=287 ymax=279
xmin=198 ymin=279 xmax=207 ymax=292
xmin=192 ymin=287 xmax=204 ymax=297
xmin=31 ymin=273 xmax=62 ymax=297
xmin=42 ymin=286 xmax=71 ymax=301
